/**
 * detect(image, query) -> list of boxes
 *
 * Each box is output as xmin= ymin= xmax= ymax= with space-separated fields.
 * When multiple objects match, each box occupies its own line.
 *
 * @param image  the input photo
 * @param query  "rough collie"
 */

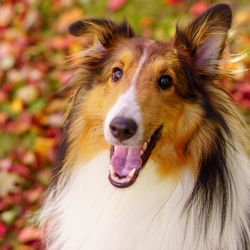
xmin=39 ymin=3 xmax=250 ymax=250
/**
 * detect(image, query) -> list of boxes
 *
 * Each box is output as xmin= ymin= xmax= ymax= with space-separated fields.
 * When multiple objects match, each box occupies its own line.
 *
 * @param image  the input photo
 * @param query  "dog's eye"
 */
xmin=158 ymin=75 xmax=173 ymax=90
xmin=111 ymin=68 xmax=123 ymax=82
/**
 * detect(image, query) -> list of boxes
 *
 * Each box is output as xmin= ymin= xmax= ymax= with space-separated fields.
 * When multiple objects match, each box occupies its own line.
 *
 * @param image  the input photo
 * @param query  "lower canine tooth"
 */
xmin=114 ymin=176 xmax=120 ymax=182
xmin=129 ymin=168 xmax=136 ymax=177
xmin=140 ymin=150 xmax=143 ymax=156
xmin=124 ymin=177 xmax=131 ymax=183
xmin=110 ymin=165 xmax=115 ymax=175
xmin=143 ymin=142 xmax=147 ymax=150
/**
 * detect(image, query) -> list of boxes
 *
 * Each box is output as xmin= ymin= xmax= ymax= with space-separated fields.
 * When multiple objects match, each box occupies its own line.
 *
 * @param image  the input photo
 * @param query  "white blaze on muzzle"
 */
xmin=104 ymin=84 xmax=142 ymax=146
xmin=104 ymin=50 xmax=150 ymax=187
xmin=104 ymin=50 xmax=148 ymax=146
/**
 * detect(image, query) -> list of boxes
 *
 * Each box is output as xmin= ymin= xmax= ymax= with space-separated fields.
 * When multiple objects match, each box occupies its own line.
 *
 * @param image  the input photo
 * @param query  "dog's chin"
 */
xmin=108 ymin=125 xmax=163 ymax=188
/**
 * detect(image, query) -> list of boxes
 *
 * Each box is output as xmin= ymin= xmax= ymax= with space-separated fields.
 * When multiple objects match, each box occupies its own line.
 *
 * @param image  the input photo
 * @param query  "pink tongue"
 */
xmin=110 ymin=146 xmax=142 ymax=177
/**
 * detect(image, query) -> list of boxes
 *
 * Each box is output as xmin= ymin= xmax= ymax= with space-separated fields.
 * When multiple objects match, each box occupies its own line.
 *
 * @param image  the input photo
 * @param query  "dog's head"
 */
xmin=68 ymin=4 xmax=232 ymax=188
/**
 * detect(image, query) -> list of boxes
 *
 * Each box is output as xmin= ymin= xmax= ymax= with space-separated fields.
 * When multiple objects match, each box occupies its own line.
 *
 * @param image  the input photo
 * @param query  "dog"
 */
xmin=39 ymin=3 xmax=250 ymax=250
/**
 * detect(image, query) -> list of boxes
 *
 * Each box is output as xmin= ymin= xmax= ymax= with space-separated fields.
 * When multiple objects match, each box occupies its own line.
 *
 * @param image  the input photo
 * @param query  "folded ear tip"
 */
xmin=210 ymin=3 xmax=232 ymax=26
xmin=69 ymin=20 xmax=84 ymax=36
xmin=214 ymin=3 xmax=232 ymax=28
xmin=213 ymin=3 xmax=231 ymax=10
xmin=215 ymin=3 xmax=232 ymax=16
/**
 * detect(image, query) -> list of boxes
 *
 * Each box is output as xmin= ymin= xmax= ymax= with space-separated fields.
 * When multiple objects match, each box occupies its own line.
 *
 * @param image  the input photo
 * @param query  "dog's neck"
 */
xmin=41 ymin=144 xmax=249 ymax=250
xmin=43 ymin=150 xmax=196 ymax=250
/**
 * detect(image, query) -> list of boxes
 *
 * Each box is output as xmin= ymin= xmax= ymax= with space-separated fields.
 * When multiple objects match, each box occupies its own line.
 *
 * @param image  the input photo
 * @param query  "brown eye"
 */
xmin=158 ymin=75 xmax=173 ymax=90
xmin=112 ymin=68 xmax=123 ymax=82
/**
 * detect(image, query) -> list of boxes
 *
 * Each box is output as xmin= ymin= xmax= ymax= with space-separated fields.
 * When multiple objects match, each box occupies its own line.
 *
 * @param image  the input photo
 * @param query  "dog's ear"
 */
xmin=174 ymin=3 xmax=232 ymax=76
xmin=69 ymin=18 xmax=135 ymax=49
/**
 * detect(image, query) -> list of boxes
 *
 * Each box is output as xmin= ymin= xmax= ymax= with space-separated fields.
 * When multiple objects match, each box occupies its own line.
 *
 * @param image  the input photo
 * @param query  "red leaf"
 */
xmin=23 ymin=185 xmax=44 ymax=203
xmin=9 ymin=192 xmax=22 ymax=205
xmin=232 ymin=83 xmax=250 ymax=108
xmin=140 ymin=17 xmax=153 ymax=28
xmin=1 ymin=244 xmax=11 ymax=250
xmin=9 ymin=163 xmax=30 ymax=178
xmin=0 ymin=221 xmax=7 ymax=239
xmin=0 ymin=199 xmax=8 ymax=211
xmin=164 ymin=0 xmax=183 ymax=5
xmin=189 ymin=1 xmax=208 ymax=16
xmin=107 ymin=0 xmax=127 ymax=11
xmin=46 ymin=36 xmax=72 ymax=50
xmin=0 ymin=158 xmax=12 ymax=171
xmin=18 ymin=226 xmax=42 ymax=243
xmin=0 ymin=4 xmax=13 ymax=27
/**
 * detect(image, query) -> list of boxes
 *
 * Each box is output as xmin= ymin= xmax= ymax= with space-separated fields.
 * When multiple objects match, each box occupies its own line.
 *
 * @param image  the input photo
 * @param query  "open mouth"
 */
xmin=108 ymin=125 xmax=163 ymax=188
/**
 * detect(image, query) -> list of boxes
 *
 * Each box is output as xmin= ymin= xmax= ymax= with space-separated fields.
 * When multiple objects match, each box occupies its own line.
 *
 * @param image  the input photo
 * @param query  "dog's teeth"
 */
xmin=111 ymin=175 xmax=133 ymax=184
xmin=121 ymin=176 xmax=132 ymax=183
xmin=110 ymin=165 xmax=115 ymax=175
xmin=121 ymin=178 xmax=128 ymax=183
xmin=129 ymin=168 xmax=136 ymax=177
xmin=143 ymin=142 xmax=147 ymax=151
xmin=140 ymin=150 xmax=143 ymax=156
xmin=110 ymin=168 xmax=136 ymax=184
xmin=125 ymin=177 xmax=131 ymax=182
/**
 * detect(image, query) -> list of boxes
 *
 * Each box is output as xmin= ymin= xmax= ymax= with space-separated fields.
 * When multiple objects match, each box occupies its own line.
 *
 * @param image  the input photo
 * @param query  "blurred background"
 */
xmin=0 ymin=0 xmax=249 ymax=249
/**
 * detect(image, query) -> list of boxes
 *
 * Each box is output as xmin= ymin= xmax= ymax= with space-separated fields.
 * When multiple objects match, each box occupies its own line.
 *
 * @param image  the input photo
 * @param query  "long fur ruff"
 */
xmin=39 ymin=4 xmax=250 ymax=250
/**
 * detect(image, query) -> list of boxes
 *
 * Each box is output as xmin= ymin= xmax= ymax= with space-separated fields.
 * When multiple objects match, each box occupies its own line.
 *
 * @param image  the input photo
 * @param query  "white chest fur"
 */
xmin=41 ymin=148 xmax=250 ymax=250
xmin=43 ymin=150 xmax=195 ymax=250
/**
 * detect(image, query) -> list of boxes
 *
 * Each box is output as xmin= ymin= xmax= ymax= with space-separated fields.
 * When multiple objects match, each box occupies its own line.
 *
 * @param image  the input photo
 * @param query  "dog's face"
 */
xmin=68 ymin=4 xmax=232 ymax=187
xmin=102 ymin=39 xmax=185 ymax=187
xmin=103 ymin=39 xmax=180 ymax=146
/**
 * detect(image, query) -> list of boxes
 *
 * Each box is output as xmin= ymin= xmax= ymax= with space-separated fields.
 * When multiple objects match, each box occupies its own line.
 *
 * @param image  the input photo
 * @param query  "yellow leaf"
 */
xmin=10 ymin=98 xmax=23 ymax=113
xmin=57 ymin=8 xmax=84 ymax=33
xmin=16 ymin=85 xmax=39 ymax=104
xmin=0 ymin=171 xmax=22 ymax=197
xmin=34 ymin=137 xmax=55 ymax=156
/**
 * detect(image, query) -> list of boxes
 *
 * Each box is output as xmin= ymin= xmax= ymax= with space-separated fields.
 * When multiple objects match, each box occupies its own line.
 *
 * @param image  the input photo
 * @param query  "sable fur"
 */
xmin=40 ymin=4 xmax=250 ymax=250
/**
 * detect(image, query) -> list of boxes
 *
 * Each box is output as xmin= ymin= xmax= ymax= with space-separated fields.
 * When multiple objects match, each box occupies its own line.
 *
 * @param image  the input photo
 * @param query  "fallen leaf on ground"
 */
xmin=18 ymin=227 xmax=42 ymax=243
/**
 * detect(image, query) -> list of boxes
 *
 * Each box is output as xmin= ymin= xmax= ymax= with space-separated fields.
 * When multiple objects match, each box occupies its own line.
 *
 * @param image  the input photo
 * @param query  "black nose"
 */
xmin=109 ymin=117 xmax=137 ymax=141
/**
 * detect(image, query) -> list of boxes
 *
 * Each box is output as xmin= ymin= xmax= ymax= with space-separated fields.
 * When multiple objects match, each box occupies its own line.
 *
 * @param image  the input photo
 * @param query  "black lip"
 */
xmin=109 ymin=125 xmax=163 ymax=188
